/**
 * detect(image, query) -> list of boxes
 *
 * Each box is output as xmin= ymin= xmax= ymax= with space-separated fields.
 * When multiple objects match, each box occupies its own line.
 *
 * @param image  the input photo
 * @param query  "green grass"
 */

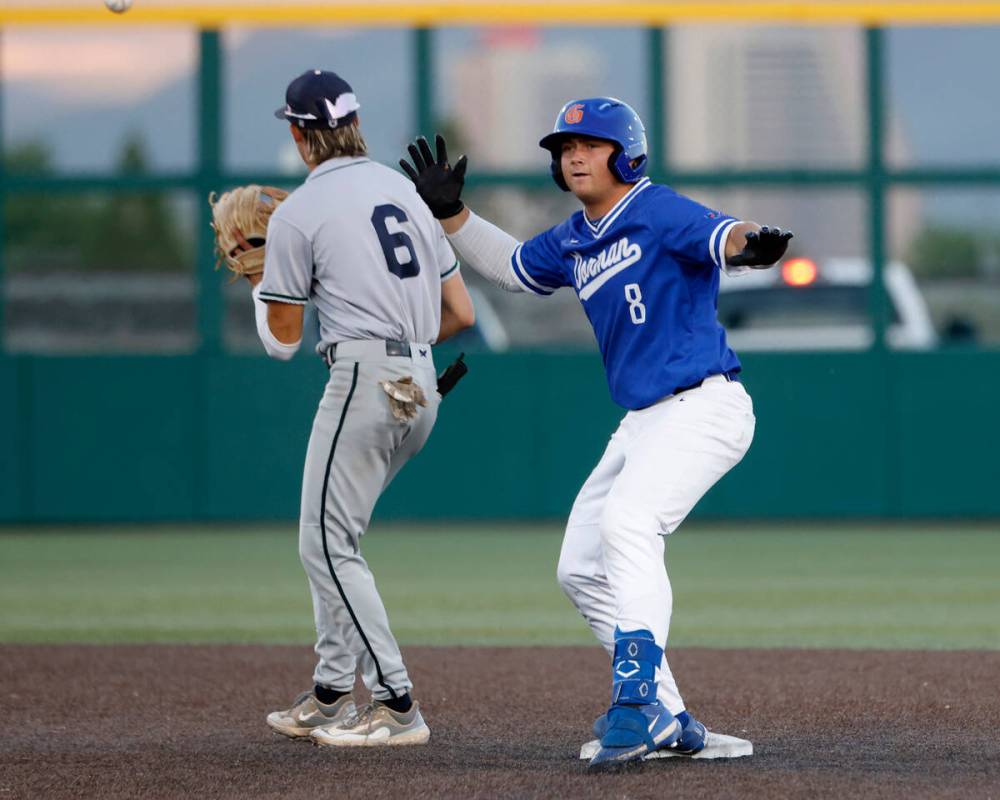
xmin=0 ymin=522 xmax=998 ymax=648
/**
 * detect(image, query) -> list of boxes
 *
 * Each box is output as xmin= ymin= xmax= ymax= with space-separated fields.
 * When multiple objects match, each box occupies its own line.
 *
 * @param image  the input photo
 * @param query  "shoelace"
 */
xmin=343 ymin=702 xmax=378 ymax=731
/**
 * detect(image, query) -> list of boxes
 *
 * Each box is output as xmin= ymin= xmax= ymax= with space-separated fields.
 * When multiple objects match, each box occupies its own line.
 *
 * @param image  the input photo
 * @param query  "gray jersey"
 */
xmin=259 ymin=156 xmax=459 ymax=354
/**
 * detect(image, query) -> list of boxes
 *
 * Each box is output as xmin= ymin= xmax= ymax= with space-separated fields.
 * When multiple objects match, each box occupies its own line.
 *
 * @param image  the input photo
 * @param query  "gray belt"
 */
xmin=384 ymin=340 xmax=411 ymax=357
xmin=323 ymin=339 xmax=419 ymax=368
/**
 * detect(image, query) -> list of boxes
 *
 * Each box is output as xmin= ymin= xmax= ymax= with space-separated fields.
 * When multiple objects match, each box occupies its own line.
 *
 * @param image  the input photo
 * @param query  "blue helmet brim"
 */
xmin=539 ymin=130 xmax=618 ymax=154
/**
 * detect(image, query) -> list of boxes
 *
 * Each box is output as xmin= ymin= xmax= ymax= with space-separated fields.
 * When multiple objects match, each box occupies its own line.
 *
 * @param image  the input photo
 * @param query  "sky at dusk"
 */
xmin=3 ymin=23 xmax=999 ymax=197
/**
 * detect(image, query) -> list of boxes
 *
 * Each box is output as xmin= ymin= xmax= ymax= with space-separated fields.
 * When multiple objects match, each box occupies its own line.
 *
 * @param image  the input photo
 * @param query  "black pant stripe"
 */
xmin=318 ymin=362 xmax=398 ymax=699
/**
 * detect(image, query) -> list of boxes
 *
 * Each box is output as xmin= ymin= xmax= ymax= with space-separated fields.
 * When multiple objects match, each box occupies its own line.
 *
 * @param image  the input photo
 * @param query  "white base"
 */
xmin=579 ymin=731 xmax=753 ymax=761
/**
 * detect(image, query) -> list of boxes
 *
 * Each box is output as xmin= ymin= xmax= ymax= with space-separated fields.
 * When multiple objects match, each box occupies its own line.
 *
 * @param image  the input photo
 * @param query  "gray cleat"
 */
xmin=266 ymin=690 xmax=356 ymax=739
xmin=310 ymin=700 xmax=430 ymax=747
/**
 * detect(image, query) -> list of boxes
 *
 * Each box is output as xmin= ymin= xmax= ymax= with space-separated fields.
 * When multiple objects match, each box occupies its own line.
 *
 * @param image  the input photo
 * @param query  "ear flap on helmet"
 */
xmin=611 ymin=151 xmax=648 ymax=184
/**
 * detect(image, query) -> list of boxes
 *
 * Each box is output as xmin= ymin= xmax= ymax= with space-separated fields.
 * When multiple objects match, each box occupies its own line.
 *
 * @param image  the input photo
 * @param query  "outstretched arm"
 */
xmin=725 ymin=223 xmax=794 ymax=268
xmin=401 ymin=135 xmax=525 ymax=293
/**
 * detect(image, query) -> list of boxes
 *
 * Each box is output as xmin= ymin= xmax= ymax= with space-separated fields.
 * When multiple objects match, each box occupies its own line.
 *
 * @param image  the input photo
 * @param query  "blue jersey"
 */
xmin=510 ymin=177 xmax=742 ymax=409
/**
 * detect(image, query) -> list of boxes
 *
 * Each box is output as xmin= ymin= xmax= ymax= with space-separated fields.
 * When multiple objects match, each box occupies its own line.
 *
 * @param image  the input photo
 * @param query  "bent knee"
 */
xmin=556 ymin=538 xmax=593 ymax=596
xmin=556 ymin=557 xmax=578 ymax=595
xmin=298 ymin=522 xmax=325 ymax=570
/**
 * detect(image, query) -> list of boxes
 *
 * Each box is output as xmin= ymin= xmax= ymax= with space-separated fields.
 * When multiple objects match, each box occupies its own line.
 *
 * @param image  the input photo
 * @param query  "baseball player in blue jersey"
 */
xmin=401 ymin=98 xmax=791 ymax=769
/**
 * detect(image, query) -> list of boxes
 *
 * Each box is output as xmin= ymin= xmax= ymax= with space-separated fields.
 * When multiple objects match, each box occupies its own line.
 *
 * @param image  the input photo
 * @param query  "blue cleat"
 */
xmin=588 ymin=700 xmax=681 ymax=769
xmin=592 ymin=707 xmax=707 ymax=756
xmin=673 ymin=710 xmax=708 ymax=755
xmin=588 ymin=629 xmax=682 ymax=770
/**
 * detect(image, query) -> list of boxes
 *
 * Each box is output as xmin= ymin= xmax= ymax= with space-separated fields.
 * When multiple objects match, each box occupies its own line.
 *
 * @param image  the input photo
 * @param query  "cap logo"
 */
xmin=321 ymin=93 xmax=361 ymax=127
xmin=564 ymin=103 xmax=585 ymax=124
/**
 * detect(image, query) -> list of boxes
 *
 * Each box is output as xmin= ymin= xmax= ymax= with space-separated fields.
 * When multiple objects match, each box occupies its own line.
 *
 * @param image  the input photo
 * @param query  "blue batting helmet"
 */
xmin=538 ymin=97 xmax=648 ymax=191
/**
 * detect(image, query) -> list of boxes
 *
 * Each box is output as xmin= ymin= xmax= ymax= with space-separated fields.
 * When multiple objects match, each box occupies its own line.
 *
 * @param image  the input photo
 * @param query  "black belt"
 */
xmin=674 ymin=369 xmax=741 ymax=396
xmin=323 ymin=340 xmax=411 ymax=368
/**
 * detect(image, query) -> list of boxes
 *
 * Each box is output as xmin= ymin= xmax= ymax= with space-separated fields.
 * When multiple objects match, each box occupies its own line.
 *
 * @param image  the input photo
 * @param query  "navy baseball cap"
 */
xmin=274 ymin=69 xmax=361 ymax=130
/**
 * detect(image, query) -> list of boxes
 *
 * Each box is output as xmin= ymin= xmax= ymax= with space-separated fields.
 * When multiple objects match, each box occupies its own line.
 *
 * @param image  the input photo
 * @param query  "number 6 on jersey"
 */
xmin=371 ymin=203 xmax=422 ymax=279
xmin=624 ymin=283 xmax=646 ymax=325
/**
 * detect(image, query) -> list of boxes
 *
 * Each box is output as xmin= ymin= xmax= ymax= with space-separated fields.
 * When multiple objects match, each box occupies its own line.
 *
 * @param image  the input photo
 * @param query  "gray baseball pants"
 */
xmin=298 ymin=340 xmax=439 ymax=701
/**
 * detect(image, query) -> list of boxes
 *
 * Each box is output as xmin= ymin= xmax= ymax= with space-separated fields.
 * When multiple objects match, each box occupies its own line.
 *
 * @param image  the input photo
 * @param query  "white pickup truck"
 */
xmin=718 ymin=257 xmax=939 ymax=351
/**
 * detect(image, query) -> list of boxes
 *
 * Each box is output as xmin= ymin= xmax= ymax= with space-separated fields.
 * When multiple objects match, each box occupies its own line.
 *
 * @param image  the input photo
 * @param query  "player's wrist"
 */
xmin=438 ymin=205 xmax=469 ymax=234
xmin=431 ymin=199 xmax=465 ymax=220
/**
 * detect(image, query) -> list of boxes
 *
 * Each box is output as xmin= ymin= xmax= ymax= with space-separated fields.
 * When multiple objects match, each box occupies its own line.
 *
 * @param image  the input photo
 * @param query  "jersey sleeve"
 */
xmin=436 ymin=229 xmax=461 ymax=282
xmin=661 ymin=193 xmax=740 ymax=271
xmin=509 ymin=226 xmax=569 ymax=296
xmin=259 ymin=216 xmax=312 ymax=305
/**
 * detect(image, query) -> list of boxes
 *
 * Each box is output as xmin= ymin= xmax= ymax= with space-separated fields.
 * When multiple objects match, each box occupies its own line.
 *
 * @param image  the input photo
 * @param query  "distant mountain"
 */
xmin=5 ymin=75 xmax=196 ymax=172
xmin=3 ymin=29 xmax=416 ymax=174
xmin=4 ymin=26 xmax=1000 ymax=208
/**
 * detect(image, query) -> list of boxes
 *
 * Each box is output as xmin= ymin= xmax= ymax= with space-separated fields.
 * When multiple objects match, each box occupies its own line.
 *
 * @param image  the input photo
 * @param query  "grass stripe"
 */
xmin=0 ymin=523 xmax=997 ymax=648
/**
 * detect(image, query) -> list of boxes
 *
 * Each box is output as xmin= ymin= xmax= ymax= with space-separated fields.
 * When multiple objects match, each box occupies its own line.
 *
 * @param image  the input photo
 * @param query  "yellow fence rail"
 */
xmin=3 ymin=1 xmax=1000 ymax=27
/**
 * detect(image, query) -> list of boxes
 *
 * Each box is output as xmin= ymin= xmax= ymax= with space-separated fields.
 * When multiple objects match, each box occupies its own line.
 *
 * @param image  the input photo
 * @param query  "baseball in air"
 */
xmin=104 ymin=0 xmax=133 ymax=13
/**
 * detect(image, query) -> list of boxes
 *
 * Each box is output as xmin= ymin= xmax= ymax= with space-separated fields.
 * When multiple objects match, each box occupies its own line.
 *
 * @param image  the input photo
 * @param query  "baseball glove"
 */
xmin=381 ymin=376 xmax=427 ymax=422
xmin=208 ymin=185 xmax=289 ymax=277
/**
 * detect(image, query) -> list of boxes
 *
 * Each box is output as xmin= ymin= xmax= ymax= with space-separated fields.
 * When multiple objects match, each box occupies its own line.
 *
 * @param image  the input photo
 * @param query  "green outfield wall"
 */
xmin=2 ymin=348 xmax=996 ymax=523
xmin=3 ymin=27 xmax=999 ymax=523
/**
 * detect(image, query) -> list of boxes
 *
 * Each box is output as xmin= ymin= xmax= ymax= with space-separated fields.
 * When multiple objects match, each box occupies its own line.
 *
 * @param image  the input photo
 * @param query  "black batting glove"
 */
xmin=728 ymin=226 xmax=794 ymax=268
xmin=399 ymin=134 xmax=468 ymax=219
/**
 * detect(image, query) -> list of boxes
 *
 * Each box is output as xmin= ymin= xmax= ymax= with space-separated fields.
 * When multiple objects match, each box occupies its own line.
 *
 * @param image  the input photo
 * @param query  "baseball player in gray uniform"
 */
xmin=249 ymin=70 xmax=474 ymax=746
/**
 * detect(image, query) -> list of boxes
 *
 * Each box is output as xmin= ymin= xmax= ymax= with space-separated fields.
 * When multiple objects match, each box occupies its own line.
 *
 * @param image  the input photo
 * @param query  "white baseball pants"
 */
xmin=556 ymin=374 xmax=755 ymax=714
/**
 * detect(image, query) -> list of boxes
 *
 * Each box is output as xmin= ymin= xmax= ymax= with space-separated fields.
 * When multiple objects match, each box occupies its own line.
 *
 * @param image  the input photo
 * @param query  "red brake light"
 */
xmin=782 ymin=258 xmax=817 ymax=287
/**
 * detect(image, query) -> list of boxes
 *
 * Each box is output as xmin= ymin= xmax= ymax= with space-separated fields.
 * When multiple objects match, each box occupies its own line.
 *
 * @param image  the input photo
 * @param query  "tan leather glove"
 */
xmin=208 ymin=185 xmax=289 ymax=278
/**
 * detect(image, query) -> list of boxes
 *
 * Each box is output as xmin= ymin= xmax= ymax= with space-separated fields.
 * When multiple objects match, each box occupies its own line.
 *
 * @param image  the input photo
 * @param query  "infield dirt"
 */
xmin=2 ymin=645 xmax=998 ymax=799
